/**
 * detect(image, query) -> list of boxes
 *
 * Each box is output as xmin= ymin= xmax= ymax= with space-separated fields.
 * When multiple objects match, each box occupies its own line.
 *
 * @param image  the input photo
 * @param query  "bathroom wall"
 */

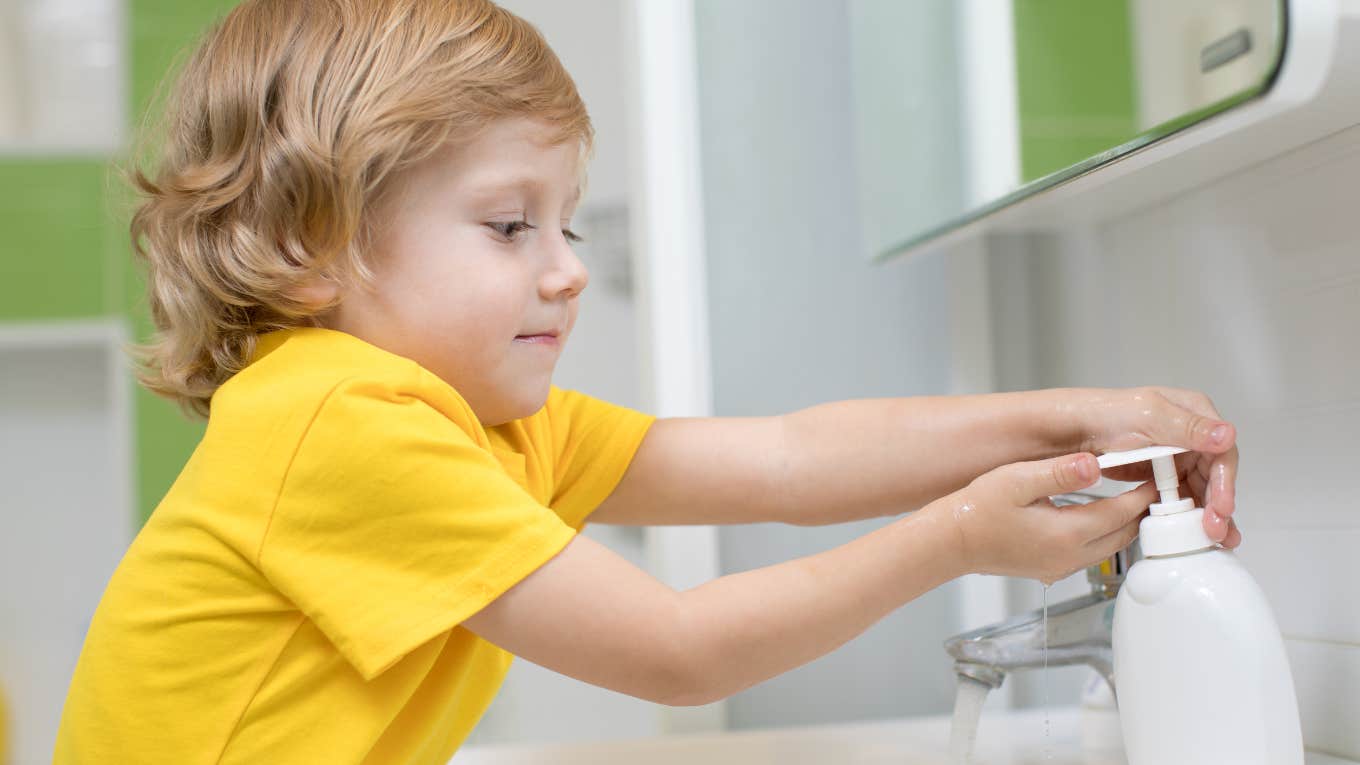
xmin=0 ymin=0 xmax=126 ymax=153
xmin=0 ymin=4 xmax=231 ymax=760
xmin=844 ymin=0 xmax=966 ymax=259
xmin=0 ymin=334 xmax=133 ymax=765
xmin=0 ymin=0 xmax=235 ymax=525
xmin=693 ymin=0 xmax=965 ymax=729
xmin=987 ymin=121 xmax=1360 ymax=759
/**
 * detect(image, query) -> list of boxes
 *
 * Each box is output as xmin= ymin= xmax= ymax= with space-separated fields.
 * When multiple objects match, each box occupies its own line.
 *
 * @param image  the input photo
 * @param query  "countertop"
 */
xmin=456 ymin=707 xmax=1355 ymax=764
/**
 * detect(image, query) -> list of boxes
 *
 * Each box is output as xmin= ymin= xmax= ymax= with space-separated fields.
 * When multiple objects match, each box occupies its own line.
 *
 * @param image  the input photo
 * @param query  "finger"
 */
xmin=1006 ymin=453 xmax=1099 ymax=506
xmin=1203 ymin=506 xmax=1230 ymax=543
xmin=1155 ymin=389 xmax=1239 ymax=514
xmin=1221 ymin=518 xmax=1242 ymax=549
xmin=1085 ymin=513 xmax=1143 ymax=561
xmin=1185 ymin=464 xmax=1208 ymax=507
xmin=1178 ymin=450 xmax=1207 ymax=483
xmin=1071 ymin=481 xmax=1157 ymax=540
xmin=1151 ymin=388 xmax=1236 ymax=454
xmin=1205 ymin=447 xmax=1239 ymax=518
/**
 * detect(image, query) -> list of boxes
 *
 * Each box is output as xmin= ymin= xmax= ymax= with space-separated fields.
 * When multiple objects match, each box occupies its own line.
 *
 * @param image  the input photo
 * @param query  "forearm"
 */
xmin=672 ymin=501 xmax=966 ymax=705
xmin=776 ymin=388 xmax=1087 ymax=524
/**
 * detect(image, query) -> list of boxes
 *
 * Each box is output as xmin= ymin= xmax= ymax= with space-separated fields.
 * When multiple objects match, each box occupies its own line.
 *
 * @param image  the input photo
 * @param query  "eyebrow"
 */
xmin=467 ymin=176 xmax=581 ymax=205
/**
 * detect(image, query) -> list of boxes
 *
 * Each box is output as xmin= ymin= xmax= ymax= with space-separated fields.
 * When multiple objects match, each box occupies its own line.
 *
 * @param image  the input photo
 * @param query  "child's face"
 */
xmin=321 ymin=117 xmax=589 ymax=426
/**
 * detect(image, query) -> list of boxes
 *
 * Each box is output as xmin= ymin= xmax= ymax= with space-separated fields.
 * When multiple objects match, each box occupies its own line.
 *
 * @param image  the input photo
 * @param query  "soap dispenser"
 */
xmin=1102 ymin=446 xmax=1303 ymax=765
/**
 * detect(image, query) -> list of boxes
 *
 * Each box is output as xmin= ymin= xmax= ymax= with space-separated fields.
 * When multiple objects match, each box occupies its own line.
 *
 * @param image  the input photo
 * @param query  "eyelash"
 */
xmin=488 ymin=220 xmax=584 ymax=244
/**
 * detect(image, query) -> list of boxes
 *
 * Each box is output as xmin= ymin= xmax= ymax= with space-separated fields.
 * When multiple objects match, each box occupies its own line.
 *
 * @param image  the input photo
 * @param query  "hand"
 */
xmin=1060 ymin=387 xmax=1241 ymax=549
xmin=936 ymin=453 xmax=1158 ymax=585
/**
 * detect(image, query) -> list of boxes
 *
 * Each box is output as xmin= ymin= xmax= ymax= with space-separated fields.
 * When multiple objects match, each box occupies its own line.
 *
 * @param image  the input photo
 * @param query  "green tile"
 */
xmin=130 ymin=1 xmax=239 ymax=117
xmin=135 ymin=385 xmax=207 ymax=525
xmin=127 ymin=0 xmax=237 ymax=522
xmin=1013 ymin=0 xmax=1139 ymax=181
xmin=0 ymin=161 xmax=115 ymax=319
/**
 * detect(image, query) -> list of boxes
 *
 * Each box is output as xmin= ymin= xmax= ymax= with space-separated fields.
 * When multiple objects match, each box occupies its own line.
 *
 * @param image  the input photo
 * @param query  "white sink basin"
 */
xmin=456 ymin=707 xmax=1355 ymax=764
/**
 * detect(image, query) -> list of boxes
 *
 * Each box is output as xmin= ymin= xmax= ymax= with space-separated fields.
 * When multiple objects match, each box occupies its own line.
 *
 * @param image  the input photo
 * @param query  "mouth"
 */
xmin=514 ymin=330 xmax=561 ymax=345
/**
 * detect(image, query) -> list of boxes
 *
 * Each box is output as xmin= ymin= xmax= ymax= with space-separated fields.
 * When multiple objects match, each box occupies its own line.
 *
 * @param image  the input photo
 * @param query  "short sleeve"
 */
xmin=546 ymin=388 xmax=656 ymax=528
xmin=258 ymin=376 xmax=576 ymax=680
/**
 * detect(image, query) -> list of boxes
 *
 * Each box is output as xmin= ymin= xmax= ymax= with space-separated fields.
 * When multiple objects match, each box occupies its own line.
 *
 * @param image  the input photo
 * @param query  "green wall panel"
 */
xmin=0 ymin=161 xmax=114 ymax=320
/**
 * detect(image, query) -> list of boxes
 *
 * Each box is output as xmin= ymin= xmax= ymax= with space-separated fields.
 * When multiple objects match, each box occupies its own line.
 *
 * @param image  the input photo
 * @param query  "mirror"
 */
xmin=849 ymin=0 xmax=1285 ymax=260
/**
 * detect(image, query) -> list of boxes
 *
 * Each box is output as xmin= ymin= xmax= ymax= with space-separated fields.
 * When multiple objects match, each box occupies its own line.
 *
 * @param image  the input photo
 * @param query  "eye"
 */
xmin=487 ymin=220 xmax=585 ymax=244
xmin=487 ymin=220 xmax=536 ymax=241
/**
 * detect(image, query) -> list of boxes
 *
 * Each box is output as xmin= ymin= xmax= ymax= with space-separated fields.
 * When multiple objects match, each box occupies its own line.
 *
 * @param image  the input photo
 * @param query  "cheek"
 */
xmin=565 ymin=299 xmax=581 ymax=334
xmin=376 ymin=228 xmax=531 ymax=340
xmin=379 ymin=238 xmax=471 ymax=311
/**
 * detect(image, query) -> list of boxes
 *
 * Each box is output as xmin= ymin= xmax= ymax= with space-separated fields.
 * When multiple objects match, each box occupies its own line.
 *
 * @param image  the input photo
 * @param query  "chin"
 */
xmin=482 ymin=382 xmax=552 ymax=427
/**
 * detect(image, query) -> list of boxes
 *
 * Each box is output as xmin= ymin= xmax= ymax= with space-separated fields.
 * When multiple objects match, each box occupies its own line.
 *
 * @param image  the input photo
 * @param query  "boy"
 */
xmin=55 ymin=1 xmax=1240 ymax=762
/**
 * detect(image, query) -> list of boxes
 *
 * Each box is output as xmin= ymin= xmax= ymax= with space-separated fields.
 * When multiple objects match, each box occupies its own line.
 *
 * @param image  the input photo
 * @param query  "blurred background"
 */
xmin=3 ymin=1 xmax=1359 ymax=763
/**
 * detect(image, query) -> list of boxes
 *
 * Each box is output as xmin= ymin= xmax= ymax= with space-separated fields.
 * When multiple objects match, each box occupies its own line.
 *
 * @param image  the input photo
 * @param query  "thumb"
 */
xmin=1005 ymin=453 xmax=1099 ymax=506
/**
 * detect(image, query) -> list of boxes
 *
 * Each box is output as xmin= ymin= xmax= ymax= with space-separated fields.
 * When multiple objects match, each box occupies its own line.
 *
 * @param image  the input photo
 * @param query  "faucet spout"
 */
xmin=941 ymin=489 xmax=1137 ymax=697
xmin=945 ymin=591 xmax=1117 ymax=694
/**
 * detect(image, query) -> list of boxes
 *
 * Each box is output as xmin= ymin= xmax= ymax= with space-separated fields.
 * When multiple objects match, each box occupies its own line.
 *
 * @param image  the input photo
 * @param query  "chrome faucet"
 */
xmin=943 ymin=491 xmax=1140 ymax=696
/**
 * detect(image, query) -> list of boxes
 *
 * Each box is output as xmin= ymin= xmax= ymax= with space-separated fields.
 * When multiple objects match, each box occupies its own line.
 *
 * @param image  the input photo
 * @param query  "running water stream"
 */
xmin=949 ymin=581 xmax=1055 ymax=765
xmin=948 ymin=676 xmax=990 ymax=765
xmin=1043 ymin=581 xmax=1052 ymax=761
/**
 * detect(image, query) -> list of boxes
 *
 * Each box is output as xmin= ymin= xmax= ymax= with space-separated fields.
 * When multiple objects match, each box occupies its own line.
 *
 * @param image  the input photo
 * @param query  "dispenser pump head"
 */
xmin=1095 ymin=445 xmax=1215 ymax=556
xmin=1096 ymin=445 xmax=1193 ymax=514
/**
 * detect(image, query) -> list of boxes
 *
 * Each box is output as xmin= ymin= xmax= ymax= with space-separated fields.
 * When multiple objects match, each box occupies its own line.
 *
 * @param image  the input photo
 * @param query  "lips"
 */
xmin=514 ymin=329 xmax=561 ymax=346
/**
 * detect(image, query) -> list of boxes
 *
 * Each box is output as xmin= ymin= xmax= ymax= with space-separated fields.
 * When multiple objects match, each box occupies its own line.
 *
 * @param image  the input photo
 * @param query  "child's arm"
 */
xmin=592 ymin=385 xmax=1239 ymax=546
xmin=465 ymin=452 xmax=1155 ymax=705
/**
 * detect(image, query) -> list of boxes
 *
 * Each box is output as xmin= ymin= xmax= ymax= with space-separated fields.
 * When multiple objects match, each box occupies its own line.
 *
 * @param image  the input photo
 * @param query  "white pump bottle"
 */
xmin=1101 ymin=446 xmax=1304 ymax=765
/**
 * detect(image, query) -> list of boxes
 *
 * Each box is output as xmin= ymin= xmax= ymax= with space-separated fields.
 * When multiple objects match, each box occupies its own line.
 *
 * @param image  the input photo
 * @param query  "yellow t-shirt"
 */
xmin=54 ymin=327 xmax=655 ymax=764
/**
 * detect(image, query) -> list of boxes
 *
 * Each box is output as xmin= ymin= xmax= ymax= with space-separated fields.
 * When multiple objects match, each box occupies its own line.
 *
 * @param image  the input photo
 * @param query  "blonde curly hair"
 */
xmin=127 ymin=0 xmax=594 ymax=418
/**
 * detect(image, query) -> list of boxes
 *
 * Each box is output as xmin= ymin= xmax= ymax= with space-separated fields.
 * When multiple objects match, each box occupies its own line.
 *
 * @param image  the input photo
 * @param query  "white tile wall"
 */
xmin=0 ymin=327 xmax=133 ymax=765
xmin=0 ymin=0 xmax=126 ymax=153
xmin=1289 ymin=639 xmax=1360 ymax=758
xmin=988 ymin=121 xmax=1360 ymax=758
xmin=1240 ymin=529 xmax=1360 ymax=645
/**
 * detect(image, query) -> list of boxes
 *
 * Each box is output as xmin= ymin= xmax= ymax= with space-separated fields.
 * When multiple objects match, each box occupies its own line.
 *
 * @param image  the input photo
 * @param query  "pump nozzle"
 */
xmin=1095 ymin=445 xmax=1214 ymax=556
xmin=1095 ymin=445 xmax=1186 ymax=505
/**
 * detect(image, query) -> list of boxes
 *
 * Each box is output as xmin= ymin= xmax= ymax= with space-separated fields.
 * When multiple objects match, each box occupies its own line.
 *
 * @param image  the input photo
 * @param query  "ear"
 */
xmin=291 ymin=272 xmax=341 ymax=309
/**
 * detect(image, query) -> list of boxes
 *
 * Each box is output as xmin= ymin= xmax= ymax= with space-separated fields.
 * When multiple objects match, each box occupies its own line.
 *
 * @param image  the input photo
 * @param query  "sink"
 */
xmin=455 ymin=708 xmax=1356 ymax=764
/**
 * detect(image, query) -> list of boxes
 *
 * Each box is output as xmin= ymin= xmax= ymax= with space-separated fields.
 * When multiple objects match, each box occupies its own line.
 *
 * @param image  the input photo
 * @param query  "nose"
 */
xmin=539 ymin=232 xmax=589 ymax=300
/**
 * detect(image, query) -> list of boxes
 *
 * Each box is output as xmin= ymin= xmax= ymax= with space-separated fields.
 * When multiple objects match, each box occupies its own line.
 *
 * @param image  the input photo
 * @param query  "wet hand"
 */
xmin=1063 ymin=387 xmax=1240 ymax=549
xmin=938 ymin=453 xmax=1159 ymax=585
